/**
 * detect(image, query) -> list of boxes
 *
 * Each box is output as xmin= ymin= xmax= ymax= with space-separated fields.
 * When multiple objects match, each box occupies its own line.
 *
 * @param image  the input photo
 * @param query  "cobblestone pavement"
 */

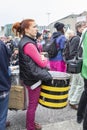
xmin=6 ymin=103 xmax=83 ymax=130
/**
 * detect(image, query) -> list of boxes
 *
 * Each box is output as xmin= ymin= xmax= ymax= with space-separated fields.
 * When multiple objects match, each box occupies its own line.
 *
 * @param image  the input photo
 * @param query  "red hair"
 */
xmin=12 ymin=19 xmax=35 ymax=36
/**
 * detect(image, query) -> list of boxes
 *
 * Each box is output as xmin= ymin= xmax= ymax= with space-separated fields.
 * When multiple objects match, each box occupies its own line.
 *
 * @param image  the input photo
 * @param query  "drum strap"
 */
xmin=30 ymin=80 xmax=42 ymax=90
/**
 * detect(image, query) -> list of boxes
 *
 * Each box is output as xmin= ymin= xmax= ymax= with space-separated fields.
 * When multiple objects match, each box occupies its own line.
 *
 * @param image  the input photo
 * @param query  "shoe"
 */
xmin=77 ymin=116 xmax=83 ymax=123
xmin=6 ymin=121 xmax=10 ymax=127
xmin=35 ymin=122 xmax=42 ymax=130
xmin=69 ymin=104 xmax=78 ymax=110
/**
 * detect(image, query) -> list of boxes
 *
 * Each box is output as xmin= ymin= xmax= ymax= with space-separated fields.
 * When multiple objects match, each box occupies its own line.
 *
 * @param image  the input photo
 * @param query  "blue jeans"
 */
xmin=0 ymin=93 xmax=9 ymax=130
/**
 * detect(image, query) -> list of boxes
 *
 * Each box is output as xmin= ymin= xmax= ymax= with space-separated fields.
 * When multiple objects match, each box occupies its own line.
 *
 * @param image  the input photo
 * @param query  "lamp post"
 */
xmin=46 ymin=12 xmax=51 ymax=25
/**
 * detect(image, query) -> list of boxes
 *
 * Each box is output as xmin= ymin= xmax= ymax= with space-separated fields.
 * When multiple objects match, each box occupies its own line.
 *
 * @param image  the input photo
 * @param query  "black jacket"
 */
xmin=19 ymin=35 xmax=52 ymax=86
xmin=0 ymin=40 xmax=11 ymax=92
xmin=69 ymin=35 xmax=82 ymax=59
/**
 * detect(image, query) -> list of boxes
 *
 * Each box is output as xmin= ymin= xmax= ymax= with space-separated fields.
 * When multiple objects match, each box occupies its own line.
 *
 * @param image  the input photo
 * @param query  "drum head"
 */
xmin=48 ymin=71 xmax=71 ymax=80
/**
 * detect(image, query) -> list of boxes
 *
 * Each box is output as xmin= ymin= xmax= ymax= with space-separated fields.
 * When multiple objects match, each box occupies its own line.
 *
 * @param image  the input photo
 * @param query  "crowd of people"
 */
xmin=0 ymin=18 xmax=87 ymax=130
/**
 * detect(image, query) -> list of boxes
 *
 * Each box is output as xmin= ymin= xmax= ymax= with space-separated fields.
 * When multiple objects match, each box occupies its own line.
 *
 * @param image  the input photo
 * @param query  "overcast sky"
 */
xmin=0 ymin=0 xmax=87 ymax=26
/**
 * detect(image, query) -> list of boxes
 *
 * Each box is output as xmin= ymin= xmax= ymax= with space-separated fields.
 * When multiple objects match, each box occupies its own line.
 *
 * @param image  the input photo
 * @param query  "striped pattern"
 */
xmin=39 ymin=84 xmax=70 ymax=109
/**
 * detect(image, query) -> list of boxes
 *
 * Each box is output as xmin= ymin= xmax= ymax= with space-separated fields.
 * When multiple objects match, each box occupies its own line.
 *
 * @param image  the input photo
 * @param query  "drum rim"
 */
xmin=48 ymin=71 xmax=71 ymax=79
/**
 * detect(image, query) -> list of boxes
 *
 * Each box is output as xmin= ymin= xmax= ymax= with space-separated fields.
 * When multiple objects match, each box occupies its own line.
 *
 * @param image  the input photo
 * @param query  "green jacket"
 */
xmin=81 ymin=31 xmax=87 ymax=79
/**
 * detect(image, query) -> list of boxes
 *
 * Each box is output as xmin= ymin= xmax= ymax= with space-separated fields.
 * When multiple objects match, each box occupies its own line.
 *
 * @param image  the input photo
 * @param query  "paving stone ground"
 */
xmin=6 ymin=103 xmax=83 ymax=130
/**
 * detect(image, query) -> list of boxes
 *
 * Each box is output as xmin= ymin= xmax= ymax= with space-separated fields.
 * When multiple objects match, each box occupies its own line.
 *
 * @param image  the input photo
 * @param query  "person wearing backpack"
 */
xmin=67 ymin=21 xmax=87 ymax=110
xmin=49 ymin=22 xmax=67 ymax=72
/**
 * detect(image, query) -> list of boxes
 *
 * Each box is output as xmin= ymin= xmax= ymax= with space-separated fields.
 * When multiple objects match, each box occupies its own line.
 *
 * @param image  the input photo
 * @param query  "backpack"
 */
xmin=45 ymin=38 xmax=59 ymax=58
xmin=43 ymin=32 xmax=61 ymax=58
xmin=62 ymin=40 xmax=70 ymax=61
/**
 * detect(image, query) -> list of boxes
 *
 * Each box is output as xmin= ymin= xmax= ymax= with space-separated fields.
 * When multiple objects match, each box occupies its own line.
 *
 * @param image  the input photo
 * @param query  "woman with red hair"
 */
xmin=12 ymin=19 xmax=52 ymax=130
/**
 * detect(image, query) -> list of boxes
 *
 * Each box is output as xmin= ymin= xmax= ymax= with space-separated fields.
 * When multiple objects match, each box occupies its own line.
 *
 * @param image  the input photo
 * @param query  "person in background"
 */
xmin=36 ymin=32 xmax=50 ymax=69
xmin=67 ymin=21 xmax=87 ymax=110
xmin=76 ymin=28 xmax=87 ymax=130
xmin=65 ymin=27 xmax=84 ymax=110
xmin=5 ymin=36 xmax=15 ymax=55
xmin=12 ymin=19 xmax=52 ymax=130
xmin=0 ymin=40 xmax=11 ymax=130
xmin=13 ymin=36 xmax=20 ymax=48
xmin=44 ymin=31 xmax=52 ymax=44
xmin=10 ymin=48 xmax=19 ymax=66
xmin=36 ymin=32 xmax=43 ymax=52
xmin=49 ymin=22 xmax=67 ymax=72
xmin=42 ymin=29 xmax=52 ymax=47
xmin=42 ymin=31 xmax=52 ymax=54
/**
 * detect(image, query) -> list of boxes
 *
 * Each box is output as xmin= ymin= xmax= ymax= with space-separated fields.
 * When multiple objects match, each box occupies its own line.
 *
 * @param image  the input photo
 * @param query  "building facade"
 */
xmin=48 ymin=11 xmax=87 ymax=33
xmin=0 ymin=11 xmax=87 ymax=37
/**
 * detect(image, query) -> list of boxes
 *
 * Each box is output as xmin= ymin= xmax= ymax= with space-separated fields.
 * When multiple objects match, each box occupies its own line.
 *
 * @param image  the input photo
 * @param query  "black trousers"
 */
xmin=77 ymin=78 xmax=87 ymax=129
